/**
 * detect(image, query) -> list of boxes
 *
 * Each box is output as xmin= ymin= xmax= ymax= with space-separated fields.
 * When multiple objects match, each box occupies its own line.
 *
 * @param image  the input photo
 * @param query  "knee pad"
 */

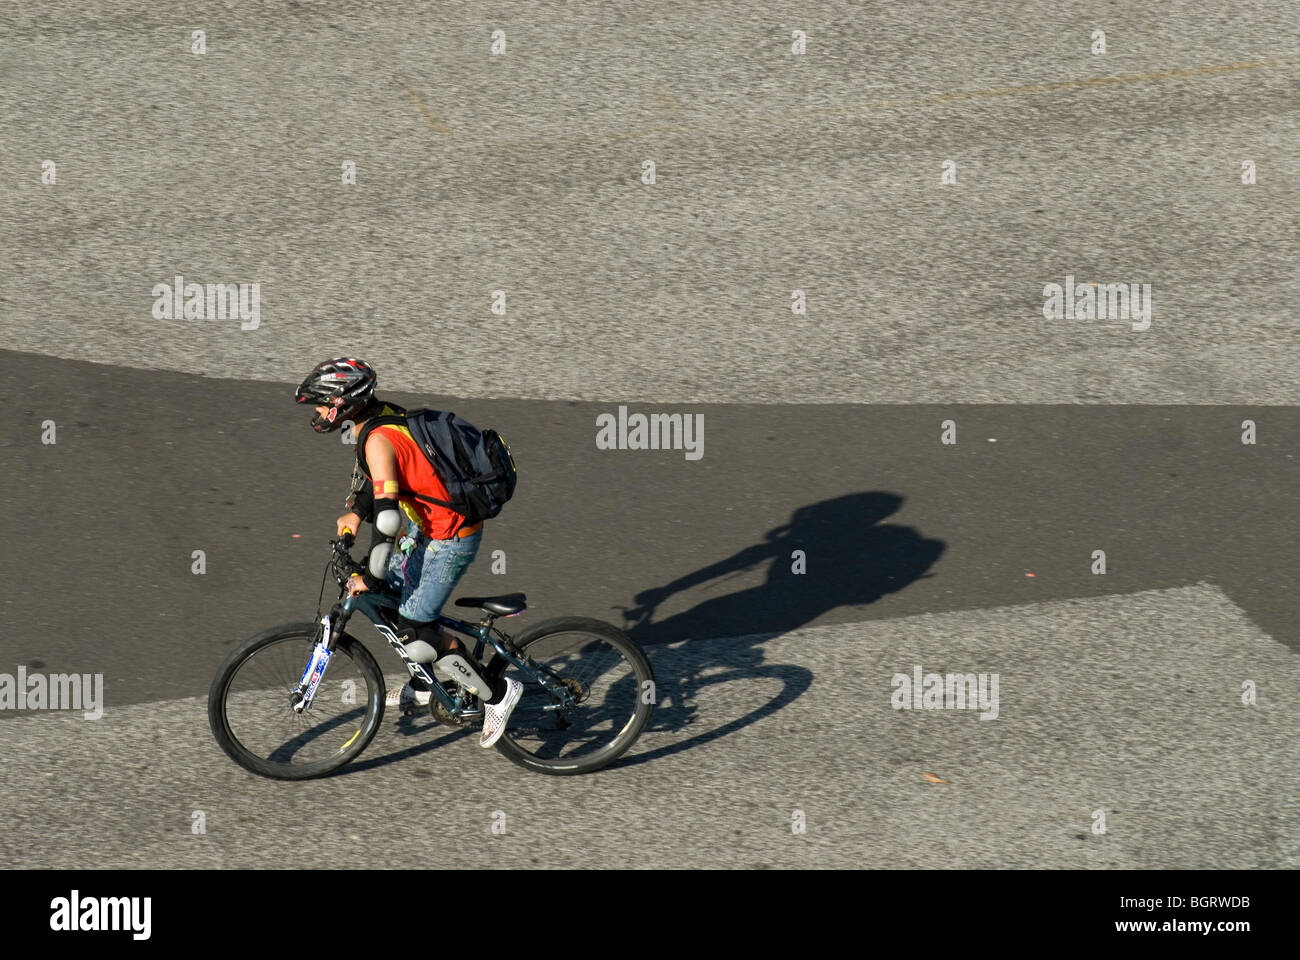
xmin=431 ymin=653 xmax=492 ymax=699
xmin=396 ymin=618 xmax=491 ymax=697
xmin=395 ymin=617 xmax=446 ymax=664
xmin=368 ymin=541 xmax=392 ymax=579
xmin=402 ymin=638 xmax=439 ymax=662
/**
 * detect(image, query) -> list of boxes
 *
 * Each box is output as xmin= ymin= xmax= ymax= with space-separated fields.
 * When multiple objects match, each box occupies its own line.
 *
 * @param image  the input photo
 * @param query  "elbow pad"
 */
xmin=367 ymin=497 xmax=402 ymax=578
xmin=375 ymin=502 xmax=402 ymax=537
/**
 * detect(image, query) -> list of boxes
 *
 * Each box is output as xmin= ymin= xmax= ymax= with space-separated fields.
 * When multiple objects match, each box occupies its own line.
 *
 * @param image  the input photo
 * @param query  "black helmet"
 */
xmin=295 ymin=358 xmax=378 ymax=432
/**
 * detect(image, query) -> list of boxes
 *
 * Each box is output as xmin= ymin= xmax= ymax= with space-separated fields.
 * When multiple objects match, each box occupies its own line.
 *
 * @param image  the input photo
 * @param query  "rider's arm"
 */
xmin=344 ymin=454 xmax=374 ymax=522
xmin=347 ymin=485 xmax=374 ymax=522
xmin=366 ymin=431 xmax=402 ymax=531
xmin=361 ymin=431 xmax=404 ymax=588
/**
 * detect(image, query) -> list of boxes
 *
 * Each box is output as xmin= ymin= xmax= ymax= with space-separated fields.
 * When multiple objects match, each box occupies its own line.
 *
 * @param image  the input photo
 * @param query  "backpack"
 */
xmin=356 ymin=408 xmax=517 ymax=524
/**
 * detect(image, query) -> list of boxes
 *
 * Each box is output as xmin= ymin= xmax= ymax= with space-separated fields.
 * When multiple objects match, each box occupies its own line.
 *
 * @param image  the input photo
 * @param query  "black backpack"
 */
xmin=356 ymin=408 xmax=517 ymax=524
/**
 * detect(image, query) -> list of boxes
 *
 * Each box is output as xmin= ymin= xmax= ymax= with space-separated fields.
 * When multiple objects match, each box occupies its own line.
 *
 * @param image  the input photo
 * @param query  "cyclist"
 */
xmin=294 ymin=358 xmax=522 ymax=747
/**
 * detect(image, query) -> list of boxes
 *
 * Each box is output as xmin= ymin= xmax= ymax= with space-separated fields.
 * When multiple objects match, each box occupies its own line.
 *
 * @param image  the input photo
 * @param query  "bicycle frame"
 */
xmin=303 ymin=588 xmax=575 ymax=719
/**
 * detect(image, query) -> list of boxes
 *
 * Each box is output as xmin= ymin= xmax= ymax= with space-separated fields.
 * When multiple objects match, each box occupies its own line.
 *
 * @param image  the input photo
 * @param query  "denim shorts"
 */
xmin=384 ymin=517 xmax=482 ymax=622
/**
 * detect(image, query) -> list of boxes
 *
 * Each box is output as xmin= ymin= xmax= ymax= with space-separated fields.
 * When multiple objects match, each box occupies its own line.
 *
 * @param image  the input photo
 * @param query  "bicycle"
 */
xmin=208 ymin=532 xmax=654 ymax=780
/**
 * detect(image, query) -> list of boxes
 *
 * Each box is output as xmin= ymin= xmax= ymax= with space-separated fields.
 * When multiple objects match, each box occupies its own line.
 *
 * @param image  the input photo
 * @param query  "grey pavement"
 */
xmin=1 ymin=585 xmax=1294 ymax=869
xmin=1 ymin=1 xmax=1298 ymax=871
xmin=2 ymin=1 xmax=1298 ymax=404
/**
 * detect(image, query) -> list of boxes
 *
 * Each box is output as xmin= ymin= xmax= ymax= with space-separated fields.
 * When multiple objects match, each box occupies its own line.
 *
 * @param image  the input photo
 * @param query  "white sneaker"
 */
xmin=385 ymin=681 xmax=431 ymax=712
xmin=480 ymin=678 xmax=523 ymax=748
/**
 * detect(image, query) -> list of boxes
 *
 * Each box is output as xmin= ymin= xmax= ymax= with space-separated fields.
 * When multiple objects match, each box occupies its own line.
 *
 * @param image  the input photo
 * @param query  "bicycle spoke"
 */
xmin=500 ymin=629 xmax=644 ymax=765
xmin=220 ymin=634 xmax=374 ymax=770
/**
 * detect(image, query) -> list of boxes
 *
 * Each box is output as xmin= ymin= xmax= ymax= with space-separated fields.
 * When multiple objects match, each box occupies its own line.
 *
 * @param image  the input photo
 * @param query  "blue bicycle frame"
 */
xmin=301 ymin=588 xmax=574 ymax=719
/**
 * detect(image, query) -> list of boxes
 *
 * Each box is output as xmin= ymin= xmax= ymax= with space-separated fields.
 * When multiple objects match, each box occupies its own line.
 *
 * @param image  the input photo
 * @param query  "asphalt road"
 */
xmin=2 ymin=1 xmax=1298 ymax=404
xmin=1 ymin=1 xmax=1297 ymax=870
xmin=2 ymin=586 xmax=1297 ymax=869
xmin=0 ymin=348 xmax=1296 ymax=869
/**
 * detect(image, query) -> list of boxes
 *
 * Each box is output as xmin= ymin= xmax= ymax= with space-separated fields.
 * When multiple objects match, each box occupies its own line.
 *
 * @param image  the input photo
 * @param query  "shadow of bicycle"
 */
xmin=610 ymin=491 xmax=945 ymax=768
xmin=332 ymin=707 xmax=475 ymax=778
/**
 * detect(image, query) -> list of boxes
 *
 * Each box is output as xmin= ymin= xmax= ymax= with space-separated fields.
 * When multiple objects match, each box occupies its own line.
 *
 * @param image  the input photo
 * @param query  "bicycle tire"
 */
xmin=208 ymin=622 xmax=385 ymax=780
xmin=493 ymin=616 xmax=654 ymax=776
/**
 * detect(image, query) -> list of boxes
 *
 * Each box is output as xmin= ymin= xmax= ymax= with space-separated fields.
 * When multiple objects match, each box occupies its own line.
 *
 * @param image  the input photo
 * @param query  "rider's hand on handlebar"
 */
xmin=345 ymin=572 xmax=369 ymax=597
xmin=337 ymin=512 xmax=362 ymax=538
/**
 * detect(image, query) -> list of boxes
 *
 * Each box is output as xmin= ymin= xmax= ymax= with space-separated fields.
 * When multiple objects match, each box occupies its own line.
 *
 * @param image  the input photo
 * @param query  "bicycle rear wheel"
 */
xmin=493 ymin=617 xmax=654 ymax=775
xmin=208 ymin=622 xmax=385 ymax=780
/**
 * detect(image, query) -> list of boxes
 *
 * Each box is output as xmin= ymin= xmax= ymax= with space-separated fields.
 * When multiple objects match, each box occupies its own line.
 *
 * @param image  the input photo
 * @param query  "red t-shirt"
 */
xmin=371 ymin=414 xmax=467 ymax=540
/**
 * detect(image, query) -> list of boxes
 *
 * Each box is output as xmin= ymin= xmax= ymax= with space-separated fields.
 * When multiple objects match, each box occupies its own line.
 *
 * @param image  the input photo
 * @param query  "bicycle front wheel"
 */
xmin=208 ymin=622 xmax=385 ymax=780
xmin=493 ymin=617 xmax=654 ymax=775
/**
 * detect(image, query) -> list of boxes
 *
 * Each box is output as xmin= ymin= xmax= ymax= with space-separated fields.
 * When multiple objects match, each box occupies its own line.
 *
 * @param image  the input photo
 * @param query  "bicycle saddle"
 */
xmin=454 ymin=593 xmax=527 ymax=616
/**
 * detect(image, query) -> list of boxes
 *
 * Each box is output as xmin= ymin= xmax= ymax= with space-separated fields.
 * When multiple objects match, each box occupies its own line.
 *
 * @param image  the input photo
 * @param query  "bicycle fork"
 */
xmin=291 ymin=614 xmax=334 ymax=713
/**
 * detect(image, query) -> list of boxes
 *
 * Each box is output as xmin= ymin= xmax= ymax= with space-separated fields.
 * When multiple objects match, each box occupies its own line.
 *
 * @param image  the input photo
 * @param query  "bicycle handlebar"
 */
xmin=330 ymin=532 xmax=362 ymax=590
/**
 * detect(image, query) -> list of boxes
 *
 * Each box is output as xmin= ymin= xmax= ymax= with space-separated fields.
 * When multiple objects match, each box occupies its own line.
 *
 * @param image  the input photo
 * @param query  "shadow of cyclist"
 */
xmin=613 ymin=491 xmax=945 ymax=765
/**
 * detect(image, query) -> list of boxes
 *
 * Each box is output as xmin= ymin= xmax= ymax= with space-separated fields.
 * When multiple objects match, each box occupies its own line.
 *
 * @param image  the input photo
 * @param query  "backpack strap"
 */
xmin=355 ymin=409 xmax=460 ymax=513
xmin=354 ymin=414 xmax=408 ymax=479
xmin=401 ymin=491 xmax=458 ymax=510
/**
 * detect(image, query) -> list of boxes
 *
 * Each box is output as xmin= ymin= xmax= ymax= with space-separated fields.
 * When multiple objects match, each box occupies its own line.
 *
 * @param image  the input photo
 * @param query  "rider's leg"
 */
xmin=395 ymin=527 xmax=508 ymax=704
xmin=393 ymin=615 xmax=441 ymax=689
xmin=395 ymin=615 xmax=499 ymax=699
